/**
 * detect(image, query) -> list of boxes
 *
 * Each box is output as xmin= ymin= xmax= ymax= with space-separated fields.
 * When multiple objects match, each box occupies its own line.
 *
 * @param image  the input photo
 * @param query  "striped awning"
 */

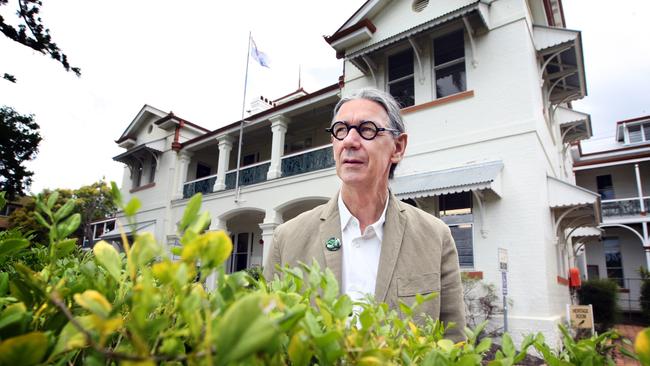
xmin=555 ymin=106 xmax=592 ymax=143
xmin=391 ymin=161 xmax=503 ymax=200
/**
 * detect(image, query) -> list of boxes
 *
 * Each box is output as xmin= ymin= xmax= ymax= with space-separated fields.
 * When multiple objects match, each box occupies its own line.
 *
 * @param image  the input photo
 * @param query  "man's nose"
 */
xmin=342 ymin=126 xmax=362 ymax=146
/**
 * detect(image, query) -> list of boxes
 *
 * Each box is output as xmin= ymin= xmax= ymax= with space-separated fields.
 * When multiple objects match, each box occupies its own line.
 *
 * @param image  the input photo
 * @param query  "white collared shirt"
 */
xmin=338 ymin=193 xmax=389 ymax=304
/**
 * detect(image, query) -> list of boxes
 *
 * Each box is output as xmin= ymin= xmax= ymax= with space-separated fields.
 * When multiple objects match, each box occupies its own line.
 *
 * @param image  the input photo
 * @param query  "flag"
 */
xmin=250 ymin=38 xmax=270 ymax=68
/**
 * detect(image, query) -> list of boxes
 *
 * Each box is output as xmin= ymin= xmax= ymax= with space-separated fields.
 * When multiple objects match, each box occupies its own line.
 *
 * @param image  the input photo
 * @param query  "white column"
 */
xmin=259 ymin=208 xmax=283 ymax=266
xmin=267 ymin=115 xmax=289 ymax=180
xmin=635 ymin=163 xmax=650 ymax=267
xmin=205 ymin=218 xmax=229 ymax=292
xmin=213 ymin=135 xmax=234 ymax=191
xmin=174 ymin=151 xmax=193 ymax=200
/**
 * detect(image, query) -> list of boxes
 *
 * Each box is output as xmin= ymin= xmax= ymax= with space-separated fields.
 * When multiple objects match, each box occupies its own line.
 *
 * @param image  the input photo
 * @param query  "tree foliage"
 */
xmin=1 ymin=0 xmax=80 ymax=82
xmin=0 ymin=106 xmax=42 ymax=200
xmin=9 ymin=180 xmax=116 ymax=244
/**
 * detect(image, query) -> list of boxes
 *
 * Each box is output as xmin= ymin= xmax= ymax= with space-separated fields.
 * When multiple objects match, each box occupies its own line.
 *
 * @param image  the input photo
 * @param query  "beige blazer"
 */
xmin=263 ymin=193 xmax=466 ymax=341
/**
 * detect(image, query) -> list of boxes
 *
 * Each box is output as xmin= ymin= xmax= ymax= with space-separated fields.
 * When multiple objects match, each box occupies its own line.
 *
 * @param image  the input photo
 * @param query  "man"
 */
xmin=263 ymin=88 xmax=465 ymax=340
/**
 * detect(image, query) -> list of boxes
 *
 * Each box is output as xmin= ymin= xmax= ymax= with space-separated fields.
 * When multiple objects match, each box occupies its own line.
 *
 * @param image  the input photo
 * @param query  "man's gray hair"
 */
xmin=332 ymin=88 xmax=406 ymax=179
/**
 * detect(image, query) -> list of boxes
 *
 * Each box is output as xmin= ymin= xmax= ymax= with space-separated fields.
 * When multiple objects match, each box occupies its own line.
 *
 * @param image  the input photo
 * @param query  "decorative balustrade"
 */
xmin=183 ymin=175 xmax=217 ymax=199
xmin=225 ymin=161 xmax=271 ymax=189
xmin=281 ymin=145 xmax=335 ymax=178
xmin=601 ymin=197 xmax=650 ymax=218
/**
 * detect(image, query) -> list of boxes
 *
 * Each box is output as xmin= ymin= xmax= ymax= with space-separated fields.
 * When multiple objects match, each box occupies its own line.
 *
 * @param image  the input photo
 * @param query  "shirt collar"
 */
xmin=338 ymin=192 xmax=390 ymax=240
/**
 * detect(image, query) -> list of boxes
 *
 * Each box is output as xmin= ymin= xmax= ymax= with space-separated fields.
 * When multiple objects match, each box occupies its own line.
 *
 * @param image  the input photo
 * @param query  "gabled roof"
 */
xmin=116 ymin=104 xmax=168 ymax=143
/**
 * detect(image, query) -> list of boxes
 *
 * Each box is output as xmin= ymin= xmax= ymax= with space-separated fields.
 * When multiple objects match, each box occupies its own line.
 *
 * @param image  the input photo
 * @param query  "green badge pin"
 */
xmin=326 ymin=237 xmax=341 ymax=251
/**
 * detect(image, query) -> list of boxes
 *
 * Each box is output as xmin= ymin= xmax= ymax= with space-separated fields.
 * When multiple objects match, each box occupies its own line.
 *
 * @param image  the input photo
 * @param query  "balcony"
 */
xmin=281 ymin=145 xmax=335 ymax=178
xmin=225 ymin=161 xmax=271 ymax=189
xmin=601 ymin=197 xmax=650 ymax=218
xmin=183 ymin=174 xmax=217 ymax=198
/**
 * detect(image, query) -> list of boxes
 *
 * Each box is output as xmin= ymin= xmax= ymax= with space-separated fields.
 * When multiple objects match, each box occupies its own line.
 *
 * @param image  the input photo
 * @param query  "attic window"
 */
xmin=412 ymin=0 xmax=429 ymax=12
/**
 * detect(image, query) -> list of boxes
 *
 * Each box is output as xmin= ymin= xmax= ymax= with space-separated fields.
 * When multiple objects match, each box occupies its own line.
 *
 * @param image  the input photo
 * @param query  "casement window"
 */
xmin=387 ymin=49 xmax=415 ymax=108
xmin=624 ymin=121 xmax=650 ymax=144
xmin=148 ymin=160 xmax=157 ymax=184
xmin=133 ymin=165 xmax=143 ymax=188
xmin=596 ymin=175 xmax=615 ymax=200
xmin=433 ymin=30 xmax=466 ymax=98
xmin=603 ymin=237 xmax=624 ymax=287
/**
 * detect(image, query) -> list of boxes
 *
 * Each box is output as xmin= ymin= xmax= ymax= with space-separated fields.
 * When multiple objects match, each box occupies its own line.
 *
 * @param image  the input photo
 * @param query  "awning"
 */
xmin=533 ymin=25 xmax=586 ymax=105
xmin=570 ymin=227 xmax=603 ymax=239
xmin=113 ymin=140 xmax=164 ymax=172
xmin=391 ymin=160 xmax=503 ymax=200
xmin=345 ymin=1 xmax=488 ymax=61
xmin=101 ymin=221 xmax=155 ymax=240
xmin=555 ymin=106 xmax=592 ymax=143
xmin=548 ymin=176 xmax=601 ymax=232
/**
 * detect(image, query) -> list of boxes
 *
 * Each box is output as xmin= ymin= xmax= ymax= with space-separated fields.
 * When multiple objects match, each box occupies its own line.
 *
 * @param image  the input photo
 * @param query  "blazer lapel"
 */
xmin=375 ymin=194 xmax=406 ymax=302
xmin=319 ymin=194 xmax=343 ymax=292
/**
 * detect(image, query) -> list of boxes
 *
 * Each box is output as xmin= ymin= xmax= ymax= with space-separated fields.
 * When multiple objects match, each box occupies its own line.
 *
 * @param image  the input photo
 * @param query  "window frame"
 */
xmin=623 ymin=121 xmax=650 ymax=145
xmin=596 ymin=174 xmax=615 ymax=200
xmin=602 ymin=236 xmax=624 ymax=288
xmin=385 ymin=46 xmax=416 ymax=108
xmin=431 ymin=29 xmax=467 ymax=99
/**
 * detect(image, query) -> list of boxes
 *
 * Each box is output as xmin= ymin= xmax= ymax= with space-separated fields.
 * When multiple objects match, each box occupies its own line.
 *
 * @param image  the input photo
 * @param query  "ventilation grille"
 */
xmin=412 ymin=0 xmax=429 ymax=12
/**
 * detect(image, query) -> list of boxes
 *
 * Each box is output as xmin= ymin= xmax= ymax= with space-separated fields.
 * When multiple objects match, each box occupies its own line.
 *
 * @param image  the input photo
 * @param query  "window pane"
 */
xmin=644 ymin=123 xmax=650 ymax=141
xmin=629 ymin=125 xmax=642 ymax=143
xmin=450 ymin=224 xmax=473 ymax=267
xmin=235 ymin=253 xmax=248 ymax=272
xmin=436 ymin=63 xmax=466 ymax=98
xmin=388 ymin=50 xmax=414 ymax=81
xmin=439 ymin=192 xmax=472 ymax=216
xmin=236 ymin=233 xmax=249 ymax=253
xmin=434 ymin=31 xmax=464 ymax=65
xmin=389 ymin=78 xmax=415 ymax=108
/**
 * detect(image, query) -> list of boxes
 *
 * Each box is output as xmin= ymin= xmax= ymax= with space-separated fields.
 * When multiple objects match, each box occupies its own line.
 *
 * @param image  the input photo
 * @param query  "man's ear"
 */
xmin=391 ymin=133 xmax=408 ymax=163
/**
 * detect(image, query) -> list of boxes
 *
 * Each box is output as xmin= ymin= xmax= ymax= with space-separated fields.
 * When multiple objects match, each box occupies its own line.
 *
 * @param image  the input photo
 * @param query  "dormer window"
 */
xmin=623 ymin=121 xmax=650 ymax=144
xmin=387 ymin=49 xmax=415 ymax=108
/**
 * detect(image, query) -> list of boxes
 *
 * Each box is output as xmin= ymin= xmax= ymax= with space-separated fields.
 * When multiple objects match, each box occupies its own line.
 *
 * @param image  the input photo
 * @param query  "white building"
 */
xmin=573 ymin=116 xmax=650 ymax=312
xmin=111 ymin=0 xmax=601 ymax=339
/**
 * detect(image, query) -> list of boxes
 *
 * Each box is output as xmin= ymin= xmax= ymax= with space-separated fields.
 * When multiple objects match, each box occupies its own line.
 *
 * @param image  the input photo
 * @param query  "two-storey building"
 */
xmin=112 ymin=0 xmax=601 ymax=339
xmin=573 ymin=116 xmax=650 ymax=311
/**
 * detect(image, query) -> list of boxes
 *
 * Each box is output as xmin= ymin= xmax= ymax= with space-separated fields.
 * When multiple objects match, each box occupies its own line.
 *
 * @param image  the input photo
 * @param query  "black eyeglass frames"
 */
xmin=325 ymin=121 xmax=400 ymax=141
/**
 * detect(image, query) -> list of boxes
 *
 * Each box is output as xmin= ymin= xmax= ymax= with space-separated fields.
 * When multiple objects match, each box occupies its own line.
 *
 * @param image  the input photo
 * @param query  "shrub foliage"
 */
xmin=0 ymin=189 xmax=643 ymax=365
xmin=577 ymin=279 xmax=620 ymax=331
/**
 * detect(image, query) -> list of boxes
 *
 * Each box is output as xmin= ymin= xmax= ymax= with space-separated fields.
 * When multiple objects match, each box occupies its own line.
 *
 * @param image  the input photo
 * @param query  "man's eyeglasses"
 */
xmin=326 ymin=121 xmax=400 ymax=141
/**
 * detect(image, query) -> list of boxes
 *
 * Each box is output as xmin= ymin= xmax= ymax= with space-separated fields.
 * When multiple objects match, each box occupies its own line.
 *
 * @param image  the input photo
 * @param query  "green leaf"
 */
xmin=93 ymin=241 xmax=122 ymax=281
xmin=130 ymin=232 xmax=160 ymax=268
xmin=0 ymin=238 xmax=29 ymax=261
xmin=54 ymin=239 xmax=77 ymax=258
xmin=0 ymin=272 xmax=8 ymax=296
xmin=201 ymin=231 xmax=233 ymax=268
xmin=501 ymin=333 xmax=515 ymax=357
xmin=0 ymin=192 xmax=5 ymax=210
xmin=33 ymin=211 xmax=50 ymax=229
xmin=187 ymin=211 xmax=211 ymax=234
xmin=288 ymin=331 xmax=312 ymax=366
xmin=47 ymin=191 xmax=59 ymax=209
xmin=333 ymin=295 xmax=352 ymax=319
xmin=53 ymin=199 xmax=75 ymax=221
xmin=179 ymin=193 xmax=202 ymax=232
xmin=74 ymin=290 xmax=112 ymax=318
xmin=110 ymin=181 xmax=123 ymax=207
xmin=57 ymin=213 xmax=81 ymax=238
xmin=476 ymin=337 xmax=492 ymax=353
xmin=51 ymin=316 xmax=93 ymax=356
xmin=0 ymin=303 xmax=27 ymax=330
xmin=0 ymin=332 xmax=48 ymax=365
xmin=123 ymin=197 xmax=141 ymax=217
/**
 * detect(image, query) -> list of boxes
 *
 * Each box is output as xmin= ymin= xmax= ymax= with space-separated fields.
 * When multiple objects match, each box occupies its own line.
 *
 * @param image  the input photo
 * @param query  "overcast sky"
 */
xmin=1 ymin=0 xmax=649 ymax=193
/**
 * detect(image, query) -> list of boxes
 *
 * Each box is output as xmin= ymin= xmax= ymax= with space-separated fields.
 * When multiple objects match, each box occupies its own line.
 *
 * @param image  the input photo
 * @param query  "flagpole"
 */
xmin=234 ymin=31 xmax=252 ymax=203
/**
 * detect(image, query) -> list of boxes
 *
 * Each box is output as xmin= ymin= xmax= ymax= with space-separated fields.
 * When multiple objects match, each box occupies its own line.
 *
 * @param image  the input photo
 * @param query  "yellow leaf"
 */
xmin=408 ymin=321 xmax=418 ymax=336
xmin=74 ymin=290 xmax=112 ymax=318
xmin=635 ymin=328 xmax=650 ymax=366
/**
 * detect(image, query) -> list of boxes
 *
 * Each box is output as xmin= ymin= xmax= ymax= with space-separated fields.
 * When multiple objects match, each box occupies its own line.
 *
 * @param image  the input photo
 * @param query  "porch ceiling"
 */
xmin=390 ymin=160 xmax=503 ymax=200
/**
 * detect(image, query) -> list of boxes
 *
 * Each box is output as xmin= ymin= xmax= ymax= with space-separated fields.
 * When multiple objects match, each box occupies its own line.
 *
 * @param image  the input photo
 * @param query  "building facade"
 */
xmin=112 ymin=0 xmax=601 ymax=340
xmin=573 ymin=116 xmax=650 ymax=312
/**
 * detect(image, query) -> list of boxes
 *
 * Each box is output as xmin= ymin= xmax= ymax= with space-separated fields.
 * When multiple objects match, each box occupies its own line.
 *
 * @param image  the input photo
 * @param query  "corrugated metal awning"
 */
xmin=533 ymin=25 xmax=586 ymax=105
xmin=570 ymin=227 xmax=603 ymax=238
xmin=556 ymin=106 xmax=592 ymax=143
xmin=547 ymin=176 xmax=601 ymax=230
xmin=346 ymin=1 xmax=487 ymax=60
xmin=391 ymin=160 xmax=503 ymax=200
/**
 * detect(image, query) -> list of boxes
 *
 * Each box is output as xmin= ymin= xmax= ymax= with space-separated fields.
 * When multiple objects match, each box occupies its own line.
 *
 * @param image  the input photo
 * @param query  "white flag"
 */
xmin=250 ymin=38 xmax=270 ymax=68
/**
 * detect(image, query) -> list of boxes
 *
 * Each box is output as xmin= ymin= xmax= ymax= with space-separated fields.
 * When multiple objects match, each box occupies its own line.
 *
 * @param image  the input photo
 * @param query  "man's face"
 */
xmin=331 ymin=99 xmax=407 ymax=189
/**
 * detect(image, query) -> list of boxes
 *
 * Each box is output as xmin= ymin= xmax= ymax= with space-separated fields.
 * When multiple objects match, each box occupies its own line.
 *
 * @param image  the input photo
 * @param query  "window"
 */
xmin=439 ymin=192 xmax=474 ymax=268
xmin=625 ymin=122 xmax=650 ymax=144
xmin=439 ymin=191 xmax=472 ymax=216
xmin=450 ymin=223 xmax=474 ymax=268
xmin=603 ymin=237 xmax=624 ymax=287
xmin=587 ymin=265 xmax=599 ymax=280
xmin=227 ymin=232 xmax=253 ymax=273
xmin=387 ymin=49 xmax=415 ymax=108
xmin=433 ymin=30 xmax=466 ymax=98
xmin=243 ymin=153 xmax=260 ymax=166
xmin=596 ymin=175 xmax=615 ymax=200
xmin=133 ymin=164 xmax=143 ymax=188
xmin=148 ymin=159 xmax=157 ymax=184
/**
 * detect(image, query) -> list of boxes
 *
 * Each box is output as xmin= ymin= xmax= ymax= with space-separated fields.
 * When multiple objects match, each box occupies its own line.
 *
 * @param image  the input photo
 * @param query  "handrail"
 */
xmin=602 ymin=196 xmax=650 ymax=203
xmin=225 ymin=159 xmax=271 ymax=174
xmin=184 ymin=172 xmax=219 ymax=185
xmin=281 ymin=144 xmax=333 ymax=160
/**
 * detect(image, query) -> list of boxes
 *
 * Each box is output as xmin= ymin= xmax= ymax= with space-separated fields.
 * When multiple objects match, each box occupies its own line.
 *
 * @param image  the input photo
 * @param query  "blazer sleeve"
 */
xmin=439 ymin=225 xmax=467 ymax=342
xmin=263 ymin=226 xmax=283 ymax=282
